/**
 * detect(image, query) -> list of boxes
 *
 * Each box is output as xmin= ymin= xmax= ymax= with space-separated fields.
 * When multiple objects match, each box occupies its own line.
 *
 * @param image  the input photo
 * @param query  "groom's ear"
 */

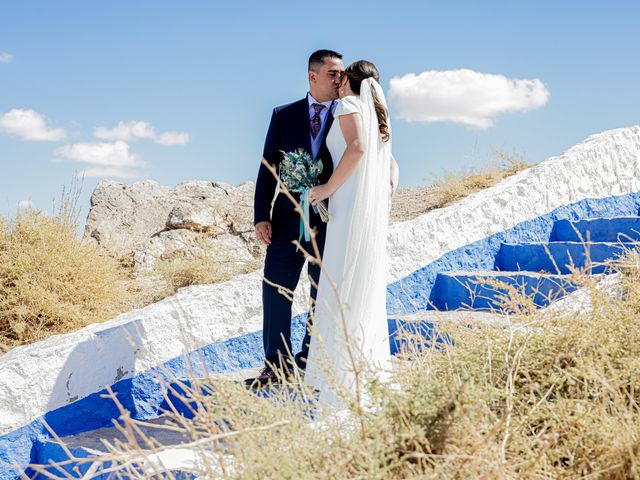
xmin=308 ymin=69 xmax=317 ymax=84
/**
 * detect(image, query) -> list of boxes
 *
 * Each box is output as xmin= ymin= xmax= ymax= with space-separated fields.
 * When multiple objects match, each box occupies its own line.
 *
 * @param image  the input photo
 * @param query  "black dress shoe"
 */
xmin=244 ymin=365 xmax=281 ymax=389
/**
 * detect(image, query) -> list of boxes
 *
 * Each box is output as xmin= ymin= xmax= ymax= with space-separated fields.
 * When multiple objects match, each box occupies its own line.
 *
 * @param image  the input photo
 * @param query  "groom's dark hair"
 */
xmin=308 ymin=49 xmax=343 ymax=72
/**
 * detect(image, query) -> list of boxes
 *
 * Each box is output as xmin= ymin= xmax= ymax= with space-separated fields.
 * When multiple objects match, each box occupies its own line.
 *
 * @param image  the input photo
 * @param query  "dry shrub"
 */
xmin=390 ymin=152 xmax=531 ymax=223
xmin=0 ymin=209 xmax=131 ymax=352
xmin=154 ymin=238 xmax=261 ymax=295
xmin=430 ymin=152 xmax=530 ymax=210
xmin=155 ymin=253 xmax=218 ymax=292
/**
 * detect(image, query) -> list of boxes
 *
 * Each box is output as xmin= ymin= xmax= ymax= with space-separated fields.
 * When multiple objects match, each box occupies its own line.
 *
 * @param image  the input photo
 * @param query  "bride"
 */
xmin=305 ymin=60 xmax=397 ymax=410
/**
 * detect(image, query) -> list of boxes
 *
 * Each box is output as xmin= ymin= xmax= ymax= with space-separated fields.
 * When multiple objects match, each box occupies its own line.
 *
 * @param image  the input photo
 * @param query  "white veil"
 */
xmin=339 ymin=76 xmax=391 ymax=356
xmin=331 ymin=77 xmax=392 ymax=395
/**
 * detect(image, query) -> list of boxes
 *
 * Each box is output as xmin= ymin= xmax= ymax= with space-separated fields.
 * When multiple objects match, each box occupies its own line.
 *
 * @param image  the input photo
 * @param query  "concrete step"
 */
xmin=160 ymin=367 xmax=262 ymax=418
xmin=390 ymin=310 xmax=507 ymax=326
xmin=388 ymin=311 xmax=505 ymax=353
xmin=550 ymin=217 xmax=640 ymax=242
xmin=35 ymin=368 xmax=260 ymax=476
xmin=37 ymin=414 xmax=202 ymax=478
xmin=495 ymin=241 xmax=631 ymax=274
xmin=429 ymin=271 xmax=579 ymax=311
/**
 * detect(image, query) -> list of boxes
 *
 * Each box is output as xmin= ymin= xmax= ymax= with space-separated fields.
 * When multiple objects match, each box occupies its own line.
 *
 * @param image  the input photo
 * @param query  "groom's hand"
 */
xmin=255 ymin=221 xmax=272 ymax=246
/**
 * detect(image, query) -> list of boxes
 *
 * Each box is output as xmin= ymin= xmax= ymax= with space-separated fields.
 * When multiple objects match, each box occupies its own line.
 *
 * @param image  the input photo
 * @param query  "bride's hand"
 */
xmin=308 ymin=184 xmax=331 ymax=205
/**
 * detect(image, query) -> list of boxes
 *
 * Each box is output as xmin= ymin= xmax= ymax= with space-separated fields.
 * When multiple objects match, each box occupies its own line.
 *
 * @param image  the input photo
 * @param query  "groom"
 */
xmin=246 ymin=49 xmax=345 ymax=387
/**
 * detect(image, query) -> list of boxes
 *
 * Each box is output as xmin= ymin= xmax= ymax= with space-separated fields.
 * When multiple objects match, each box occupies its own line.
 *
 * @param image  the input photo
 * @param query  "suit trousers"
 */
xmin=262 ymin=221 xmax=326 ymax=370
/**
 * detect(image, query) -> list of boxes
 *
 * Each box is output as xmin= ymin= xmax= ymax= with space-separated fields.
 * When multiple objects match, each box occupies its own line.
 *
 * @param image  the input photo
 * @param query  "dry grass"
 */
xmin=0 ymin=178 xmax=264 ymax=352
xmin=0 ymin=206 xmax=133 ymax=353
xmin=34 ymin=254 xmax=640 ymax=478
xmin=153 ymin=238 xmax=262 ymax=296
xmin=390 ymin=152 xmax=531 ymax=223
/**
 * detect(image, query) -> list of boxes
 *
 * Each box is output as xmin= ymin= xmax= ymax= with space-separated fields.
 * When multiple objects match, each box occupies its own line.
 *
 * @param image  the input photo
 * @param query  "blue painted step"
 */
xmin=36 ymin=416 xmax=197 ymax=479
xmin=550 ymin=217 xmax=640 ymax=242
xmin=495 ymin=241 xmax=630 ymax=274
xmin=429 ymin=271 xmax=579 ymax=311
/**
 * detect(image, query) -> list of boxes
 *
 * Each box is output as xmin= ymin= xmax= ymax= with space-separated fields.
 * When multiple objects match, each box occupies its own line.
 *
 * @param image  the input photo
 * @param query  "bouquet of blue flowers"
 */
xmin=279 ymin=149 xmax=330 ymax=243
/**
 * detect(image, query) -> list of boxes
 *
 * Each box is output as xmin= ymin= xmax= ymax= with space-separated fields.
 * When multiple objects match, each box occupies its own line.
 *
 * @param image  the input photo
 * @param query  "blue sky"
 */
xmin=1 ymin=1 xmax=639 ymax=224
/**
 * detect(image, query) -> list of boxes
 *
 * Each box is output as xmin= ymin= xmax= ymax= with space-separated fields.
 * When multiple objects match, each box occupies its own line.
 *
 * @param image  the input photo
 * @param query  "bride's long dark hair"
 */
xmin=344 ymin=60 xmax=390 ymax=142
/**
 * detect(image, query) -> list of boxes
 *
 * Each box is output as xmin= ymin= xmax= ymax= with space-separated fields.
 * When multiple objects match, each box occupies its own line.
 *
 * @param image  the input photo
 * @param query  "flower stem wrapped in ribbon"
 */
xmin=279 ymin=149 xmax=330 ymax=247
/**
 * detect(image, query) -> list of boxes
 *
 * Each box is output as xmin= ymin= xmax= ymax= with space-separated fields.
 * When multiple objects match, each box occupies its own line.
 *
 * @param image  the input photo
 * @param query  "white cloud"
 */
xmin=0 ymin=52 xmax=13 ymax=63
xmin=94 ymin=121 xmax=156 ymax=141
xmin=17 ymin=200 xmax=34 ymax=209
xmin=0 ymin=108 xmax=66 ymax=141
xmin=389 ymin=68 xmax=550 ymax=129
xmin=94 ymin=120 xmax=189 ymax=145
xmin=156 ymin=131 xmax=190 ymax=145
xmin=54 ymin=140 xmax=147 ymax=179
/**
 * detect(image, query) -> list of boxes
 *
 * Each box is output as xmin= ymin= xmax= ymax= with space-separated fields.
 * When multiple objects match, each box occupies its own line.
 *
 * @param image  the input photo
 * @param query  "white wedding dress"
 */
xmin=304 ymin=79 xmax=392 ymax=411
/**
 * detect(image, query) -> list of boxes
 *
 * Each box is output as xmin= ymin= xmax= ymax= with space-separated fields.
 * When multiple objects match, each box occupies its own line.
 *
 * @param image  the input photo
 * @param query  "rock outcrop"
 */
xmin=84 ymin=180 xmax=262 ymax=274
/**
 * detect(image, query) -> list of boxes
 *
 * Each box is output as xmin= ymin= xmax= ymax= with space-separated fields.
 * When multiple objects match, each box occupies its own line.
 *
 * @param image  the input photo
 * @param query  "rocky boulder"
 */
xmin=84 ymin=179 xmax=262 ymax=275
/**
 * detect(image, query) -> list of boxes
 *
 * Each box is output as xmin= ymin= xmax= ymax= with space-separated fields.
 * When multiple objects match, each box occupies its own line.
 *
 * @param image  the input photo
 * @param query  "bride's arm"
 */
xmin=308 ymin=113 xmax=364 ymax=205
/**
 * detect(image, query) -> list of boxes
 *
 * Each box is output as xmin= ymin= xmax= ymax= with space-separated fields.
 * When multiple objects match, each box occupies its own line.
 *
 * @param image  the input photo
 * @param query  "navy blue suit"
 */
xmin=254 ymin=96 xmax=335 ymax=370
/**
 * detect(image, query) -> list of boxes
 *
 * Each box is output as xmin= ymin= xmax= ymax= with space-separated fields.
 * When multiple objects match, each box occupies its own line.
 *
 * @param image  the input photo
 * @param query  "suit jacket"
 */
xmin=253 ymin=97 xmax=335 ymax=234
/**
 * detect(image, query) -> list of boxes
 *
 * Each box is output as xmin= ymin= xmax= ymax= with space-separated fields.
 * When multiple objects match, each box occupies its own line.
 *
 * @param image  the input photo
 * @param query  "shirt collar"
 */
xmin=307 ymin=92 xmax=333 ymax=109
